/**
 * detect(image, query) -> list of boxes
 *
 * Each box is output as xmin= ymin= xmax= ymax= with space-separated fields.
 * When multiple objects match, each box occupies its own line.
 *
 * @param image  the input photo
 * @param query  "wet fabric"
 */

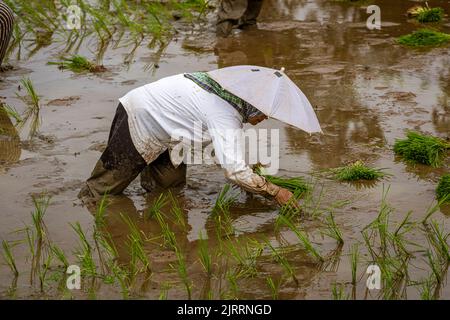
xmin=184 ymin=72 xmax=263 ymax=123
xmin=78 ymin=104 xmax=186 ymax=200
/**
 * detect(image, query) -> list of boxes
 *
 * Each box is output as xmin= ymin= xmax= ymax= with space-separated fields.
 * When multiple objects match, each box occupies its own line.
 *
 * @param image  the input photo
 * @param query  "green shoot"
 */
xmin=266 ymin=276 xmax=282 ymax=299
xmin=264 ymin=239 xmax=297 ymax=285
xmin=16 ymin=78 xmax=41 ymax=139
xmin=51 ymin=244 xmax=69 ymax=269
xmin=197 ymin=232 xmax=212 ymax=276
xmin=212 ymin=184 xmax=238 ymax=215
xmin=2 ymin=240 xmax=19 ymax=277
xmin=322 ymin=212 xmax=344 ymax=244
xmin=350 ymin=244 xmax=359 ymax=286
xmin=436 ymin=174 xmax=450 ymax=203
xmin=147 ymin=193 xmax=168 ymax=219
xmin=168 ymin=191 xmax=186 ymax=230
xmin=278 ymin=215 xmax=323 ymax=262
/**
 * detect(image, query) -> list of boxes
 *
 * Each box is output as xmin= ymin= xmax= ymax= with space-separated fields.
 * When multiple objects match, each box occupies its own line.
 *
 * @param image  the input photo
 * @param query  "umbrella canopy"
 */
xmin=207 ymin=65 xmax=322 ymax=134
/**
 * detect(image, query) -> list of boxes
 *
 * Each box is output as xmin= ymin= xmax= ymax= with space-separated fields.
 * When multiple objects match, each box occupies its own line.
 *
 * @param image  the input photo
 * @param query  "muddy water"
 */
xmin=0 ymin=0 xmax=449 ymax=299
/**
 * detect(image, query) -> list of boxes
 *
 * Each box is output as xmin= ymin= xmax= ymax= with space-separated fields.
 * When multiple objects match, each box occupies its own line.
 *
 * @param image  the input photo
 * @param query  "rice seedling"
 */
xmin=225 ymin=270 xmax=239 ymax=299
xmin=38 ymin=250 xmax=53 ymax=292
xmin=212 ymin=184 xmax=238 ymax=215
xmin=331 ymin=282 xmax=348 ymax=300
xmin=264 ymin=239 xmax=298 ymax=285
xmin=70 ymin=222 xmax=96 ymax=277
xmin=377 ymin=255 xmax=410 ymax=300
xmin=51 ymin=244 xmax=68 ymax=269
xmin=426 ymin=250 xmax=443 ymax=285
xmin=254 ymin=164 xmax=310 ymax=195
xmin=422 ymin=196 xmax=447 ymax=224
xmin=158 ymin=282 xmax=171 ymax=300
xmin=1 ymin=240 xmax=19 ymax=277
xmin=436 ymin=174 xmax=450 ymax=203
xmin=321 ymin=244 xmax=343 ymax=272
xmin=120 ymin=213 xmax=151 ymax=275
xmin=147 ymin=193 xmax=169 ymax=219
xmin=153 ymin=210 xmax=177 ymax=250
xmin=30 ymin=194 xmax=51 ymax=243
xmin=331 ymin=161 xmax=387 ymax=182
xmin=278 ymin=215 xmax=323 ymax=262
xmin=16 ymin=78 xmax=41 ymax=139
xmin=350 ymin=244 xmax=359 ymax=286
xmin=424 ymin=220 xmax=450 ymax=264
xmin=109 ymin=260 xmax=131 ymax=299
xmin=226 ymin=238 xmax=261 ymax=278
xmin=407 ymin=4 xmax=445 ymax=23
xmin=397 ymin=29 xmax=450 ymax=47
xmin=419 ymin=276 xmax=436 ymax=300
xmin=274 ymin=189 xmax=304 ymax=230
xmin=197 ymin=232 xmax=212 ymax=276
xmin=266 ymin=276 xmax=282 ymax=299
xmin=1 ymin=104 xmax=22 ymax=125
xmin=394 ymin=131 xmax=450 ymax=167
xmin=322 ymin=212 xmax=344 ymax=244
xmin=168 ymin=191 xmax=186 ymax=230
xmin=172 ymin=248 xmax=192 ymax=299
xmin=48 ymin=55 xmax=106 ymax=73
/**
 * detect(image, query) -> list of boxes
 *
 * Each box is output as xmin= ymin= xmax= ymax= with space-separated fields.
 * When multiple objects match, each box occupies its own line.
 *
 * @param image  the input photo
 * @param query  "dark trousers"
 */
xmin=217 ymin=0 xmax=264 ymax=36
xmin=78 ymin=104 xmax=186 ymax=200
xmin=0 ymin=1 xmax=14 ymax=68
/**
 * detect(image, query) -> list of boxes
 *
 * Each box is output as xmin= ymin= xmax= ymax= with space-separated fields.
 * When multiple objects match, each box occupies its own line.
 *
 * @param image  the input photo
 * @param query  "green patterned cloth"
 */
xmin=184 ymin=72 xmax=263 ymax=122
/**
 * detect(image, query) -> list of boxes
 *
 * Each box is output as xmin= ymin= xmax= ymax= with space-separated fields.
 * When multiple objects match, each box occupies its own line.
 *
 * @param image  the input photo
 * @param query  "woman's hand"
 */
xmin=275 ymin=188 xmax=300 ymax=208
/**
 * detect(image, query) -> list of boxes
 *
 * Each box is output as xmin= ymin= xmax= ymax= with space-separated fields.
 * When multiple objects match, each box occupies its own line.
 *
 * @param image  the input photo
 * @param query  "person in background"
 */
xmin=0 ymin=1 xmax=14 ymax=71
xmin=217 ymin=0 xmax=264 ymax=37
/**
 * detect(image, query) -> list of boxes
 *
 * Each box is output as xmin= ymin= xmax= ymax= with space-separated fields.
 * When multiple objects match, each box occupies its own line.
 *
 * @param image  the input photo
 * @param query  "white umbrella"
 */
xmin=207 ymin=65 xmax=322 ymax=134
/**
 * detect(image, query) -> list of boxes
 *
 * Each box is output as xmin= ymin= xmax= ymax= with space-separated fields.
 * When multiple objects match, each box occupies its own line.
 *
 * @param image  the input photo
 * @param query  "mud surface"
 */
xmin=0 ymin=0 xmax=449 ymax=299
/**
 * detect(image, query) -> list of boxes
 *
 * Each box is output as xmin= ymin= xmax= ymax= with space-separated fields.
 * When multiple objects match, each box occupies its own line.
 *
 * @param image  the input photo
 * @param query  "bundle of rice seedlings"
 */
xmin=332 ymin=161 xmax=386 ymax=181
xmin=436 ymin=174 xmax=450 ymax=203
xmin=254 ymin=164 xmax=310 ymax=195
xmin=397 ymin=29 xmax=450 ymax=47
xmin=48 ymin=55 xmax=106 ymax=73
xmin=407 ymin=4 xmax=445 ymax=23
xmin=393 ymin=131 xmax=450 ymax=167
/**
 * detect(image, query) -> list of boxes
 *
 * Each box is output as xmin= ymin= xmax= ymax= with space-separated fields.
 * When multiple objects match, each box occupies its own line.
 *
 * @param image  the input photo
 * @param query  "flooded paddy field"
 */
xmin=0 ymin=0 xmax=449 ymax=300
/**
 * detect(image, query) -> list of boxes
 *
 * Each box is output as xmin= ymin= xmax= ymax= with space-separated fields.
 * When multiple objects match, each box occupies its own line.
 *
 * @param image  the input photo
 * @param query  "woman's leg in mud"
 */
xmin=240 ymin=0 xmax=264 ymax=27
xmin=78 ymin=103 xmax=147 ymax=201
xmin=140 ymin=150 xmax=187 ymax=192
xmin=216 ymin=0 xmax=248 ymax=37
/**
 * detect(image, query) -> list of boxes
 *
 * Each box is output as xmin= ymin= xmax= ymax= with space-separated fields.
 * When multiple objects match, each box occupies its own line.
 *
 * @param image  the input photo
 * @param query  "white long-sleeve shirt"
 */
xmin=118 ymin=74 xmax=280 ymax=197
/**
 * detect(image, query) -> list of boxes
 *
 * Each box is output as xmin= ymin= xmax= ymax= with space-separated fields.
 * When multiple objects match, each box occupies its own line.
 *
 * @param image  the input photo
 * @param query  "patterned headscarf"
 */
xmin=184 ymin=72 xmax=264 ymax=123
